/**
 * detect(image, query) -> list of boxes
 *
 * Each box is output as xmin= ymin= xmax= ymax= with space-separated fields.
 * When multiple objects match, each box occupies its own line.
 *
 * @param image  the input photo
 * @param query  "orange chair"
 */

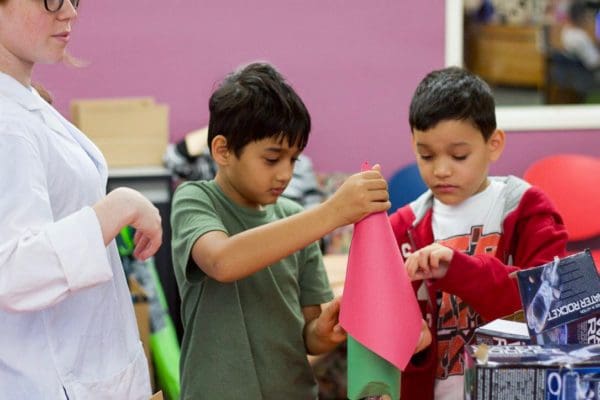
xmin=523 ymin=154 xmax=600 ymax=269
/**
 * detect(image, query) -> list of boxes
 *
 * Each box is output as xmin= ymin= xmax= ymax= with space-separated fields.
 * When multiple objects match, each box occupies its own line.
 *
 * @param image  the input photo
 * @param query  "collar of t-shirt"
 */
xmin=432 ymin=179 xmax=506 ymax=242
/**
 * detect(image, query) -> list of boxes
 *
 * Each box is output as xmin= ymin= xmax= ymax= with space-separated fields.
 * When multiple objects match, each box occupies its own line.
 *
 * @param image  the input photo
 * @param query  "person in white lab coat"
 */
xmin=0 ymin=0 xmax=163 ymax=399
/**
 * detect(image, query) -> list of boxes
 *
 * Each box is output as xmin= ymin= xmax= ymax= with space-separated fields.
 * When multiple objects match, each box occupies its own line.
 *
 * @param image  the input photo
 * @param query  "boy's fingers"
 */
xmin=430 ymin=250 xmax=445 ymax=269
xmin=418 ymin=251 xmax=430 ymax=275
xmin=320 ymin=299 xmax=341 ymax=323
xmin=405 ymin=257 xmax=416 ymax=278
xmin=333 ymin=323 xmax=346 ymax=334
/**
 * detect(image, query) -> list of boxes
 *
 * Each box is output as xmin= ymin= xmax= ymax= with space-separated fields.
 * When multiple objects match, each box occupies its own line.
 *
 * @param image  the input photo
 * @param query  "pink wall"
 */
xmin=34 ymin=1 xmax=600 ymax=178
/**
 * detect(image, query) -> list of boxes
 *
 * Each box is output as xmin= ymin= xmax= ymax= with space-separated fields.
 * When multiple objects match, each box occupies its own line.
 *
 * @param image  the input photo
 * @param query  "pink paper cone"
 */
xmin=339 ymin=167 xmax=423 ymax=370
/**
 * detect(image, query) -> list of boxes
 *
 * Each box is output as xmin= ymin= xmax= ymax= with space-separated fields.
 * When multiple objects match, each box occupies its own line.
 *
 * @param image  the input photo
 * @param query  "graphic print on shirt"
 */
xmin=436 ymin=225 xmax=501 ymax=380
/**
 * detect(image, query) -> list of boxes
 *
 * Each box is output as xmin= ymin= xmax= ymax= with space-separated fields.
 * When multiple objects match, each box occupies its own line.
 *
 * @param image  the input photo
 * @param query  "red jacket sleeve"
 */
xmin=430 ymin=188 xmax=568 ymax=321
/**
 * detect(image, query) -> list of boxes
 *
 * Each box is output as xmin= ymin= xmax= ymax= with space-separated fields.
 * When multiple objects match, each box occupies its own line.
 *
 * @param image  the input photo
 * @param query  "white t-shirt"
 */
xmin=561 ymin=25 xmax=600 ymax=70
xmin=432 ymin=180 xmax=506 ymax=400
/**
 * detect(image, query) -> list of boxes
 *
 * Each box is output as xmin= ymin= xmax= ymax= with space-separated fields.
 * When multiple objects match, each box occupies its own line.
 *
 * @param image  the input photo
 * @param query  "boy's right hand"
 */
xmin=405 ymin=243 xmax=453 ymax=281
xmin=325 ymin=164 xmax=390 ymax=227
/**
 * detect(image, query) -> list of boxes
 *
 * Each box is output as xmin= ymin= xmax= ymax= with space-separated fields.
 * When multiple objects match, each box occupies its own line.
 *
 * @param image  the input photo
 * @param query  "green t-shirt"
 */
xmin=171 ymin=180 xmax=334 ymax=400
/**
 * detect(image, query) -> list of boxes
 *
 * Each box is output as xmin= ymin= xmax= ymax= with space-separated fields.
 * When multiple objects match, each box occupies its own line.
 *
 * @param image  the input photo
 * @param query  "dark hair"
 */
xmin=568 ymin=0 xmax=589 ymax=26
xmin=409 ymin=66 xmax=497 ymax=140
xmin=208 ymin=62 xmax=311 ymax=157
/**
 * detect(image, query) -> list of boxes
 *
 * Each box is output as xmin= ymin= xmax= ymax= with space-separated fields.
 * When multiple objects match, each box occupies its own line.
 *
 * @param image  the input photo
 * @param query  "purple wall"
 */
xmin=34 ymin=1 xmax=599 ymax=178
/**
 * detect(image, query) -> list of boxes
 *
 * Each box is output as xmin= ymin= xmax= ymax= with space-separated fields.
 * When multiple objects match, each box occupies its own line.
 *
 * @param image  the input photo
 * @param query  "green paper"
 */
xmin=347 ymin=336 xmax=400 ymax=400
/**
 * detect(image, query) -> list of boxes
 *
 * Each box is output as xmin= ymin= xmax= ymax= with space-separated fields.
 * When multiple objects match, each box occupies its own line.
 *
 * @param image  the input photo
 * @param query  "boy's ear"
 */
xmin=211 ymin=135 xmax=231 ymax=165
xmin=487 ymin=129 xmax=505 ymax=162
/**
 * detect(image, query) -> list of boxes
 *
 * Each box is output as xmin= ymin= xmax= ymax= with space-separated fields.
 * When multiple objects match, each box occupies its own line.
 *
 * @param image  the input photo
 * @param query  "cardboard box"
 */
xmin=476 ymin=315 xmax=600 ymax=347
xmin=464 ymin=344 xmax=600 ymax=399
xmin=71 ymin=97 xmax=169 ymax=168
xmin=517 ymin=250 xmax=600 ymax=344
xmin=475 ymin=319 xmax=531 ymax=346
xmin=150 ymin=391 xmax=164 ymax=400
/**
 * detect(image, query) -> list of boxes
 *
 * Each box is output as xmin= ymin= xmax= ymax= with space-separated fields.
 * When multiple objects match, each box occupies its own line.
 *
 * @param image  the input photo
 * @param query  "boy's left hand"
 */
xmin=405 ymin=243 xmax=453 ymax=280
xmin=314 ymin=298 xmax=347 ymax=344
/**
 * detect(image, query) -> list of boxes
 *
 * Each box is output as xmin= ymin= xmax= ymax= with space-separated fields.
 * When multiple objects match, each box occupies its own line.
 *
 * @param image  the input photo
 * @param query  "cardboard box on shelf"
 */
xmin=70 ymin=97 xmax=169 ymax=168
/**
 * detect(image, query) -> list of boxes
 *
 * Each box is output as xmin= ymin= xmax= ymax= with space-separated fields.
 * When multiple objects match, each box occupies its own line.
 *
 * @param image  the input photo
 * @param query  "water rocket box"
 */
xmin=464 ymin=344 xmax=600 ymax=400
xmin=517 ymin=250 xmax=600 ymax=344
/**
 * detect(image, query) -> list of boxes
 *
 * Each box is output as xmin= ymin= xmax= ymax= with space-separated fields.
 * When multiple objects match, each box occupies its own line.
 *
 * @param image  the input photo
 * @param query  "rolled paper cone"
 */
xmin=340 ymin=162 xmax=422 ymax=399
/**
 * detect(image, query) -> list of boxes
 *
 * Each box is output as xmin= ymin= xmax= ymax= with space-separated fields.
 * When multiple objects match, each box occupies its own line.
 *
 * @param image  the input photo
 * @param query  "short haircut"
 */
xmin=568 ymin=0 xmax=589 ymax=26
xmin=409 ymin=66 xmax=497 ymax=140
xmin=208 ymin=62 xmax=311 ymax=157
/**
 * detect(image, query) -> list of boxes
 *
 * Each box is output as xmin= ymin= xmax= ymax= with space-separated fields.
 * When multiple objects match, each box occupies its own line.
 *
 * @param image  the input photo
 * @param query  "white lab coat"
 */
xmin=0 ymin=72 xmax=151 ymax=399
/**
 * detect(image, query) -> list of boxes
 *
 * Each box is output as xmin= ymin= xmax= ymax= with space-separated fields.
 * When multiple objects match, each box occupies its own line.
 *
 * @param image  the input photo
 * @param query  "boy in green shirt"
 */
xmin=171 ymin=62 xmax=390 ymax=399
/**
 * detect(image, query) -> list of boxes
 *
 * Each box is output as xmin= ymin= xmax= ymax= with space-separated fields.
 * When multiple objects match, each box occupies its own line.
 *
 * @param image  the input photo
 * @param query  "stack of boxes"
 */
xmin=465 ymin=250 xmax=600 ymax=399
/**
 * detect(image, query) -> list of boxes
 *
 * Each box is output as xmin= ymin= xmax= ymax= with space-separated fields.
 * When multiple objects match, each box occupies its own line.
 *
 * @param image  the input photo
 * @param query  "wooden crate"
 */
xmin=71 ymin=97 xmax=169 ymax=168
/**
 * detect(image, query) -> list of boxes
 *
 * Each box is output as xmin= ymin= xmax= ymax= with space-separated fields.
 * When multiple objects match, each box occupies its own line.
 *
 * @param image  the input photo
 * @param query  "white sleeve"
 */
xmin=0 ymin=130 xmax=113 ymax=312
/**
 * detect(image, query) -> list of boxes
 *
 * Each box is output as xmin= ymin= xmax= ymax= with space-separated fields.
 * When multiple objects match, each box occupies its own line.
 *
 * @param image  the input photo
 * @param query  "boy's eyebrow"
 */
xmin=416 ymin=142 xmax=470 ymax=149
xmin=448 ymin=142 xmax=470 ymax=148
xmin=264 ymin=146 xmax=302 ymax=157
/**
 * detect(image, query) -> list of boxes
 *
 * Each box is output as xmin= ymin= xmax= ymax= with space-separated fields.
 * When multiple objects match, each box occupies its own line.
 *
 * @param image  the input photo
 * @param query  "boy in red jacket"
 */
xmin=389 ymin=67 xmax=568 ymax=400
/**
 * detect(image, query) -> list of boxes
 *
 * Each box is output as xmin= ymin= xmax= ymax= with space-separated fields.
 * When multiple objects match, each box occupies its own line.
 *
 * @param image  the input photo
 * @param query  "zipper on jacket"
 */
xmin=407 ymin=228 xmax=419 ymax=253
xmin=63 ymin=386 xmax=70 ymax=400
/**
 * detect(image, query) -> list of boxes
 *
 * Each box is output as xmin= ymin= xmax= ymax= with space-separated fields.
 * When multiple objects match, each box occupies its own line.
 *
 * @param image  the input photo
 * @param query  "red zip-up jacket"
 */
xmin=388 ymin=176 xmax=568 ymax=399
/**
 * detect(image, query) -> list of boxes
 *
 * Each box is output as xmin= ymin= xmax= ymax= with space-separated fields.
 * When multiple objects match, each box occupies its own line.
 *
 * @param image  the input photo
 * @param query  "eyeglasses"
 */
xmin=44 ymin=0 xmax=80 ymax=13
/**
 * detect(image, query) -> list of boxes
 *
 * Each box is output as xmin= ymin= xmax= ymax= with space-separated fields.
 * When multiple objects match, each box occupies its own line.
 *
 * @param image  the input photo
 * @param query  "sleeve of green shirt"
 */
xmin=298 ymin=241 xmax=334 ymax=306
xmin=171 ymin=182 xmax=226 ymax=283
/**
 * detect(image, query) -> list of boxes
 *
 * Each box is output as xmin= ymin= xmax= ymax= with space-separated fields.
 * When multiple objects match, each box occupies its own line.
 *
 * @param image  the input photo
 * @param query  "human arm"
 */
xmin=190 ymin=167 xmax=389 ymax=282
xmin=92 ymin=187 xmax=162 ymax=261
xmin=428 ymin=192 xmax=567 ymax=321
xmin=0 ymin=129 xmax=161 ymax=312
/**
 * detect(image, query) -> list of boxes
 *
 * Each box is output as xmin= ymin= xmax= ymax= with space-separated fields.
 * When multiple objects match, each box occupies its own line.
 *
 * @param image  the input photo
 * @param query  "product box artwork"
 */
xmin=517 ymin=250 xmax=600 ymax=345
xmin=466 ymin=251 xmax=600 ymax=398
xmin=475 ymin=251 xmax=600 ymax=347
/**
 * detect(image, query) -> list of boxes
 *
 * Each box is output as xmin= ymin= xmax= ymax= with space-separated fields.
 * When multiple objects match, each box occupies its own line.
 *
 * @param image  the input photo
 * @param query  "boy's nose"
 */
xmin=433 ymin=162 xmax=451 ymax=178
xmin=276 ymin=166 xmax=293 ymax=183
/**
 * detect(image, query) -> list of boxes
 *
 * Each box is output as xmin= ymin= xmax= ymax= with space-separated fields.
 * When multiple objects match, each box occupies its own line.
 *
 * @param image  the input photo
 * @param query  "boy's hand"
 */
xmin=326 ymin=164 xmax=390 ymax=227
xmin=415 ymin=319 xmax=432 ymax=353
xmin=405 ymin=243 xmax=453 ymax=281
xmin=314 ymin=298 xmax=347 ymax=344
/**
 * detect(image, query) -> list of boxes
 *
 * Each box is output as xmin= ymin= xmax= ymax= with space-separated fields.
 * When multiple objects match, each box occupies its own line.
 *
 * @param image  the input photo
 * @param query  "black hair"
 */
xmin=409 ymin=66 xmax=497 ymax=140
xmin=568 ymin=0 xmax=589 ymax=26
xmin=208 ymin=62 xmax=311 ymax=157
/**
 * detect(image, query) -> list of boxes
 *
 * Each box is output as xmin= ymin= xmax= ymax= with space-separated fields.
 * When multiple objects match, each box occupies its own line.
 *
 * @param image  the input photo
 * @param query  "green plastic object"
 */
xmin=117 ymin=227 xmax=181 ymax=400
xmin=148 ymin=260 xmax=181 ymax=400
xmin=347 ymin=336 xmax=400 ymax=400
